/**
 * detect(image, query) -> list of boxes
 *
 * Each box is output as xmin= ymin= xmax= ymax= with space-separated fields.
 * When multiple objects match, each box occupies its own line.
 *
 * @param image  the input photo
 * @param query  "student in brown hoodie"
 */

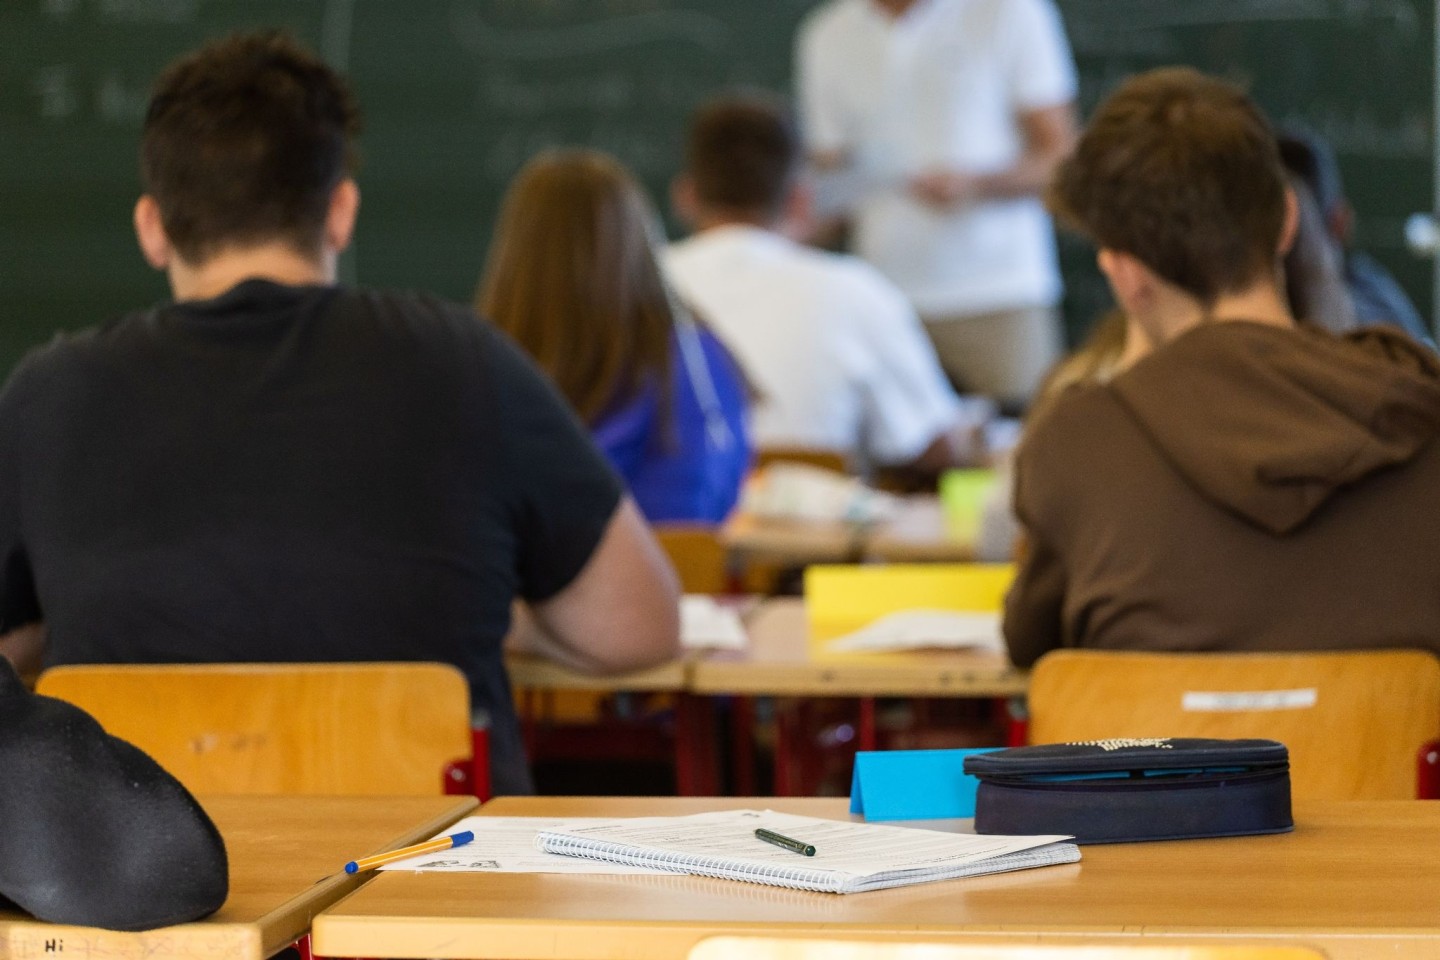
xmin=1003 ymin=67 xmax=1440 ymax=669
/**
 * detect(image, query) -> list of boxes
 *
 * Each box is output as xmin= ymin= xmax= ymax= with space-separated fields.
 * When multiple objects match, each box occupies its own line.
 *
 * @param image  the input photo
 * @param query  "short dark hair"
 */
xmin=685 ymin=94 xmax=799 ymax=217
xmin=141 ymin=31 xmax=361 ymax=264
xmin=1048 ymin=67 xmax=1287 ymax=306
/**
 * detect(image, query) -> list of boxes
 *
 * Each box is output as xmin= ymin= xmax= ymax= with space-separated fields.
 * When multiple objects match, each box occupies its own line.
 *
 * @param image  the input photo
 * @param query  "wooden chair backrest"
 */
xmin=754 ymin=446 xmax=850 ymax=474
xmin=655 ymin=524 xmax=730 ymax=594
xmin=1028 ymin=649 xmax=1440 ymax=800
xmin=689 ymin=937 xmax=1327 ymax=960
xmin=36 ymin=662 xmax=471 ymax=796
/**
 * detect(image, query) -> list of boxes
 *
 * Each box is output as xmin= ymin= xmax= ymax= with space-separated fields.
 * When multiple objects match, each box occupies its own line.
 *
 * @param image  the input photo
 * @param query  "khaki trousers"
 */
xmin=921 ymin=305 xmax=1063 ymax=407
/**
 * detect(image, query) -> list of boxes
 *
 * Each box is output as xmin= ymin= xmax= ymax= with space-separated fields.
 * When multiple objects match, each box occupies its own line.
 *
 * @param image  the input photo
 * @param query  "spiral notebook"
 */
xmin=534 ymin=809 xmax=1078 ymax=894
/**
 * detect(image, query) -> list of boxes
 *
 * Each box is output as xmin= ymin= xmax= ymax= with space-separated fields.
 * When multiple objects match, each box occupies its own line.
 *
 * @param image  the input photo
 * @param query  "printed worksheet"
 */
xmin=377 ymin=817 xmax=661 ymax=874
xmin=680 ymin=595 xmax=748 ymax=651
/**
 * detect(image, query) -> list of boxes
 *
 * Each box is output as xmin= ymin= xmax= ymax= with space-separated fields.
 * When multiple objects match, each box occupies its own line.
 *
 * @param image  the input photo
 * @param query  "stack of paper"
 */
xmin=741 ymin=463 xmax=897 ymax=524
xmin=680 ymin=595 xmax=748 ymax=651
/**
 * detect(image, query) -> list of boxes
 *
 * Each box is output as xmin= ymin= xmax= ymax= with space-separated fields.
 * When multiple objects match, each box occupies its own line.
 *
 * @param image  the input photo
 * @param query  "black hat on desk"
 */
xmin=0 ymin=657 xmax=228 ymax=930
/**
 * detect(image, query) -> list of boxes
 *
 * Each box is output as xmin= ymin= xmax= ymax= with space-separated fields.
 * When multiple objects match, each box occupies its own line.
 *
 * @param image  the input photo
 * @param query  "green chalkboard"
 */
xmin=0 ymin=0 xmax=817 ymax=377
xmin=1055 ymin=0 xmax=1436 ymax=341
xmin=1 ymin=0 xmax=1433 ymax=379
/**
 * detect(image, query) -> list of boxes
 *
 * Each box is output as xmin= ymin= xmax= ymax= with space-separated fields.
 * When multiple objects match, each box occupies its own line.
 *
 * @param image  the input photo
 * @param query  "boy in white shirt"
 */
xmin=666 ymin=95 xmax=986 ymax=476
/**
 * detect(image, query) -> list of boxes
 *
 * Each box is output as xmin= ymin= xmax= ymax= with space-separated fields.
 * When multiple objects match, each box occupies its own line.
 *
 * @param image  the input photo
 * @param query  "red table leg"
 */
xmin=675 ymin=693 xmax=720 ymax=796
xmin=858 ymin=697 xmax=878 ymax=752
xmin=731 ymin=696 xmax=757 ymax=796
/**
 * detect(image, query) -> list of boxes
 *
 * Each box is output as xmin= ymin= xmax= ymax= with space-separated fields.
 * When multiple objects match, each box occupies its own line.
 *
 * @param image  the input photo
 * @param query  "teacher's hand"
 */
xmin=909 ymin=169 xmax=979 ymax=208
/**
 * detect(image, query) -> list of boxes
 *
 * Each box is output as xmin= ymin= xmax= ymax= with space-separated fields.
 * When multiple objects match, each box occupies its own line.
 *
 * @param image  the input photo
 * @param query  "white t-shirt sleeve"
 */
xmin=846 ymin=266 xmax=964 ymax=465
xmin=1003 ymin=0 xmax=1078 ymax=111
xmin=795 ymin=10 xmax=848 ymax=154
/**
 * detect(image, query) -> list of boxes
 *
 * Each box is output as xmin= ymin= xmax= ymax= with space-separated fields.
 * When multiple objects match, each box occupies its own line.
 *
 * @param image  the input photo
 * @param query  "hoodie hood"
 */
xmin=1109 ymin=322 xmax=1440 ymax=534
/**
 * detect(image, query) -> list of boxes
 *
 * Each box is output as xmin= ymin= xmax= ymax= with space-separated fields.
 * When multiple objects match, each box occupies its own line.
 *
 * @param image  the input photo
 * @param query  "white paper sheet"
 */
xmin=377 ymin=816 xmax=659 ymax=873
xmin=680 ymin=595 xmax=748 ymax=651
xmin=825 ymin=609 xmax=1004 ymax=653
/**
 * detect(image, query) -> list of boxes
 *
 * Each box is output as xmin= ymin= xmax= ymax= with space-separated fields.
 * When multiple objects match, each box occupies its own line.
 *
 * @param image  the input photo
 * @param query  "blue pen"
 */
xmin=344 ymin=830 xmax=475 ymax=874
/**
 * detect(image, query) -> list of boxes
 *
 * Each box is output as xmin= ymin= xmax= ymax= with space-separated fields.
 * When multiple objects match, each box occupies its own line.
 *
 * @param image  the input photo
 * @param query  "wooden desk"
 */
xmin=691 ymin=599 xmax=1024 ymax=793
xmin=506 ymin=655 xmax=688 ymax=693
xmin=0 ymin=794 xmax=476 ymax=960
xmin=506 ymin=653 xmax=716 ymax=795
xmin=691 ymin=599 xmax=1025 ymax=699
xmin=312 ymin=795 xmax=1440 ymax=960
xmin=719 ymin=510 xmax=862 ymax=567
xmin=721 ymin=498 xmax=978 ymax=569
xmin=865 ymin=496 xmax=975 ymax=563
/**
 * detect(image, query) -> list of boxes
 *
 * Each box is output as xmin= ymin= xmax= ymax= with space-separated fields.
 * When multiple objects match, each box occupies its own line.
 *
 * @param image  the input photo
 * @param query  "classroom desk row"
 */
xmin=507 ymin=597 xmax=1027 ymax=795
xmin=508 ymin=598 xmax=1026 ymax=701
xmin=720 ymin=495 xmax=976 ymax=566
xmin=14 ymin=792 xmax=1436 ymax=960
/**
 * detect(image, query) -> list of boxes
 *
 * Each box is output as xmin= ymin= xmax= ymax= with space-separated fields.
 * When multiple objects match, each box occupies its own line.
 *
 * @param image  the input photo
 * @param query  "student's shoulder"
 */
xmin=691 ymin=323 xmax=747 ymax=386
xmin=798 ymin=0 xmax=863 ymax=44
xmin=1017 ymin=380 xmax=1123 ymax=469
xmin=660 ymin=235 xmax=710 ymax=278
xmin=336 ymin=286 xmax=482 ymax=335
xmin=334 ymin=287 xmax=525 ymax=360
xmin=816 ymin=248 xmax=907 ymax=295
xmin=799 ymin=248 xmax=918 ymax=323
xmin=1 ymin=307 xmax=157 ymax=400
xmin=756 ymin=238 xmax=885 ymax=291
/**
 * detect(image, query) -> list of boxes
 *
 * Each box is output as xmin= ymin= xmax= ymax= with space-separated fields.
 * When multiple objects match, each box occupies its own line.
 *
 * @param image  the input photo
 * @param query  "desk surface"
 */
xmin=690 ymin=598 xmax=1026 ymax=697
xmin=0 ymin=794 xmax=477 ymax=960
xmin=719 ymin=510 xmax=861 ymax=566
xmin=722 ymin=497 xmax=976 ymax=568
xmin=865 ymin=496 xmax=974 ymax=563
xmin=312 ymin=795 xmax=1440 ymax=960
xmin=506 ymin=654 xmax=688 ymax=693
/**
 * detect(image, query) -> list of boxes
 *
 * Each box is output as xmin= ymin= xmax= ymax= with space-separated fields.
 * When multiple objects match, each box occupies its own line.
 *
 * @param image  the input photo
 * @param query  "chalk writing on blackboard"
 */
xmin=450 ymin=4 xmax=733 ymax=61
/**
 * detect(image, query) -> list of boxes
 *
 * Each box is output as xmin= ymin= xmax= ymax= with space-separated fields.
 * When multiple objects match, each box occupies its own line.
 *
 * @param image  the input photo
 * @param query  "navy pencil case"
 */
xmin=963 ymin=738 xmax=1293 ymax=844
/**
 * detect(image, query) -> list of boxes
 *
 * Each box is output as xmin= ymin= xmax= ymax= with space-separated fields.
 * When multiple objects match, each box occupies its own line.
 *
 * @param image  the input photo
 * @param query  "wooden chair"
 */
xmin=689 ymin=937 xmax=1328 ymax=960
xmin=35 ymin=662 xmax=478 ymax=796
xmin=517 ymin=523 xmax=723 ymax=744
xmin=517 ymin=524 xmax=730 ymax=796
xmin=656 ymin=523 xmax=731 ymax=593
xmin=1028 ymin=649 xmax=1440 ymax=800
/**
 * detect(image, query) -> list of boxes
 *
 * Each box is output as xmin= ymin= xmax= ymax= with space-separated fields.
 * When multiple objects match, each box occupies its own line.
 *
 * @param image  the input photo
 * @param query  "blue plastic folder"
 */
xmin=850 ymin=748 xmax=999 ymax=821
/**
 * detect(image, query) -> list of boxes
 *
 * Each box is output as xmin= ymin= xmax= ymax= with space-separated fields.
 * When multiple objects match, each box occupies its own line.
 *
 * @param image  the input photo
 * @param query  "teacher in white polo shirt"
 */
xmin=795 ymin=0 xmax=1079 ymax=407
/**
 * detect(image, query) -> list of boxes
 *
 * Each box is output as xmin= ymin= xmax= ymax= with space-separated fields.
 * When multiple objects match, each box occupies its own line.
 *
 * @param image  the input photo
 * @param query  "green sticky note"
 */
xmin=939 ymin=469 xmax=996 ymax=542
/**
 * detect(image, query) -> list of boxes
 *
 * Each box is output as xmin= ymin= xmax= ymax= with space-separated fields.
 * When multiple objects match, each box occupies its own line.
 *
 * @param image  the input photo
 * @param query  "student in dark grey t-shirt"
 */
xmin=0 ymin=32 xmax=680 ymax=796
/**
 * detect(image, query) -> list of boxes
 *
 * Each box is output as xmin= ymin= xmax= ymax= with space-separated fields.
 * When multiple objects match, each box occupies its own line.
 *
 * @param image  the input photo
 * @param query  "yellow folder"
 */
xmin=804 ymin=563 xmax=1016 ymax=659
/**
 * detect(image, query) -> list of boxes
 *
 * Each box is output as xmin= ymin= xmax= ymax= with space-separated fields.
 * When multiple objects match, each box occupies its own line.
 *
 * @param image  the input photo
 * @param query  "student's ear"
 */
xmin=132 ymin=196 xmax=172 ymax=271
xmin=324 ymin=178 xmax=361 ymax=253
xmin=1277 ymin=186 xmax=1300 ymax=257
xmin=670 ymin=175 xmax=699 ymax=229
xmin=1097 ymin=248 xmax=1151 ymax=313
